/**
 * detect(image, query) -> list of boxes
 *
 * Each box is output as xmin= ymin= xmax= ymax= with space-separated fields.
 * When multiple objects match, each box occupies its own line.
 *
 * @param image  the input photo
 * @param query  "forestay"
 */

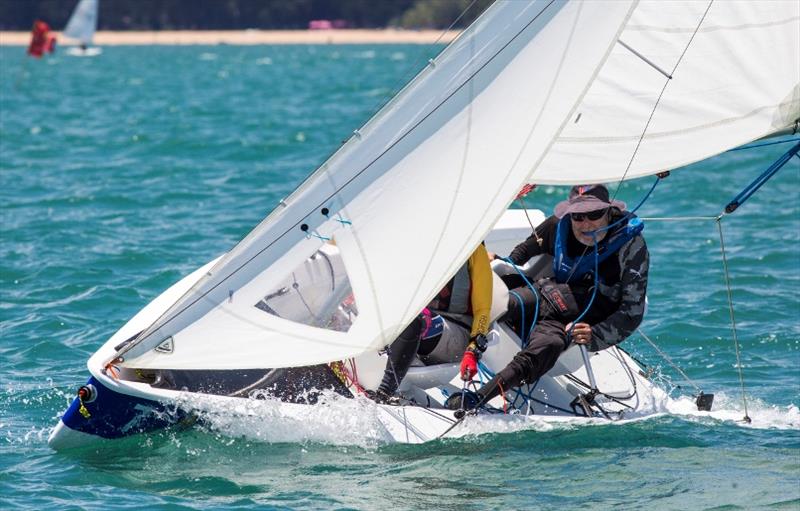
xmin=64 ymin=0 xmax=99 ymax=46
xmin=116 ymin=0 xmax=799 ymax=371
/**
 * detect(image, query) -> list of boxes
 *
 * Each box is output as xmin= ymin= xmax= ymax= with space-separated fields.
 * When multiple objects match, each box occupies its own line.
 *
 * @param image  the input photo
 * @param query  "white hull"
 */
xmin=49 ymin=209 xmax=665 ymax=449
xmin=65 ymin=46 xmax=102 ymax=57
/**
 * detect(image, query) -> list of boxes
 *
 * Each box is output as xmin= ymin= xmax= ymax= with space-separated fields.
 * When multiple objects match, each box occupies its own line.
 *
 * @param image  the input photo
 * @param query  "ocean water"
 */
xmin=1 ymin=45 xmax=799 ymax=510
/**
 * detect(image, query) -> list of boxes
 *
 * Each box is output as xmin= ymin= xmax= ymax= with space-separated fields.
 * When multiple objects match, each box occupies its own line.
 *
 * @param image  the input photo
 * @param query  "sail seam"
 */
xmin=325 ymin=3 xmax=482 ymax=348
xmin=553 ymin=101 xmax=799 ymax=144
xmin=625 ymin=15 xmax=800 ymax=34
xmin=609 ymin=0 xmax=715 ymax=201
xmin=119 ymin=0 xmax=563 ymax=359
xmin=397 ymin=33 xmax=478 ymax=335
xmin=441 ymin=0 xmax=599 ymax=292
xmin=524 ymin=1 xmax=640 ymax=186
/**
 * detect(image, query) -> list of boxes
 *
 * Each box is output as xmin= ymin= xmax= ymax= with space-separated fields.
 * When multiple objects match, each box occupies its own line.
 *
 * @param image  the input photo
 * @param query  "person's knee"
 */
xmin=398 ymin=315 xmax=424 ymax=340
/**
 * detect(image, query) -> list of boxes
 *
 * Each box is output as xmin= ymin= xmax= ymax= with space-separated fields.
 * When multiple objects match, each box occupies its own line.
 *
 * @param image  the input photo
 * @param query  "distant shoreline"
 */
xmin=0 ymin=29 xmax=460 ymax=46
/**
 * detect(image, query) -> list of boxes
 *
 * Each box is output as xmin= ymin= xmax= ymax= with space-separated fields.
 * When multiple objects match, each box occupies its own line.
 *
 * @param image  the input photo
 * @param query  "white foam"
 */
xmin=664 ymin=392 xmax=800 ymax=430
xmin=172 ymin=387 xmax=799 ymax=448
xmin=181 ymin=391 xmax=393 ymax=449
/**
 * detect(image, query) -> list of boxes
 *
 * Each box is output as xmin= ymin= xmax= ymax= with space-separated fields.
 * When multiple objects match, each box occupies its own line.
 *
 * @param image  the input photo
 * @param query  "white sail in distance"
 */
xmin=116 ymin=0 xmax=799 ymax=371
xmin=63 ymin=0 xmax=98 ymax=46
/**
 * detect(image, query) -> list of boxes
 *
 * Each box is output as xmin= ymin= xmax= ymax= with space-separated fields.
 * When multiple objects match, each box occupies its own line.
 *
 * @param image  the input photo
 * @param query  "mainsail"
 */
xmin=63 ymin=0 xmax=98 ymax=47
xmin=116 ymin=0 xmax=799 ymax=371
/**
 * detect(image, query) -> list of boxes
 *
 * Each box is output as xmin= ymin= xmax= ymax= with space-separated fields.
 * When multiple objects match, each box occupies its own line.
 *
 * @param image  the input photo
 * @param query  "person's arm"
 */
xmin=588 ymin=236 xmax=649 ymax=351
xmin=467 ymin=244 xmax=493 ymax=339
xmin=507 ymin=215 xmax=556 ymax=265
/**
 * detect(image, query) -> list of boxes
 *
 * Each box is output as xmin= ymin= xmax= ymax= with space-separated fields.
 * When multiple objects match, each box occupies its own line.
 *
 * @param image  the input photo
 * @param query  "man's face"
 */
xmin=570 ymin=209 xmax=609 ymax=246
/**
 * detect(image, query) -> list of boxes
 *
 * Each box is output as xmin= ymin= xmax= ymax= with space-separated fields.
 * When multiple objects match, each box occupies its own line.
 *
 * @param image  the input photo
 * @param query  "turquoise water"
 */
xmin=1 ymin=45 xmax=799 ymax=510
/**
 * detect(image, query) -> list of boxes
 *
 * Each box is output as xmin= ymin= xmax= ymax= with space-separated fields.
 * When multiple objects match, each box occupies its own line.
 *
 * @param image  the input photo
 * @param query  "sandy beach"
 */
xmin=0 ymin=29 xmax=460 ymax=46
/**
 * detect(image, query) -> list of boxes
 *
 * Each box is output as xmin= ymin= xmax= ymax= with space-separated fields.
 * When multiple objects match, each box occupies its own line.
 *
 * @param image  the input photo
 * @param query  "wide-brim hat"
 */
xmin=554 ymin=184 xmax=626 ymax=218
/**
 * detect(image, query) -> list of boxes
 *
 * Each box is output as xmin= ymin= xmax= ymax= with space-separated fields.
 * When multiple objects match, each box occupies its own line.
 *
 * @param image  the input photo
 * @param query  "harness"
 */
xmin=553 ymin=213 xmax=644 ymax=284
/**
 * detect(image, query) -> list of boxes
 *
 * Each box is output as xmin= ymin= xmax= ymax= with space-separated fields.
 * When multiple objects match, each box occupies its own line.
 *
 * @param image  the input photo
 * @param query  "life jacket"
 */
xmin=427 ymin=262 xmax=508 ymax=324
xmin=553 ymin=213 xmax=643 ymax=284
xmin=428 ymin=262 xmax=472 ymax=315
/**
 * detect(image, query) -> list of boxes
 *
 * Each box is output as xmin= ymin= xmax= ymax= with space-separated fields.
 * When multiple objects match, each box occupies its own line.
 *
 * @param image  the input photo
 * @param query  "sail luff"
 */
xmin=122 ymin=0 xmax=641 ymax=370
xmin=117 ymin=0 xmax=577 ymax=364
xmin=119 ymin=0 xmax=799 ymax=371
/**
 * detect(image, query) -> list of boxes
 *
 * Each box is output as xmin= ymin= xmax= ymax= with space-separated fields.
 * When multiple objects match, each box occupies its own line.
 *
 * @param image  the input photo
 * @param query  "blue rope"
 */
xmin=724 ymin=140 xmax=800 ymax=214
xmin=568 ymin=234 xmax=600 ymax=333
xmin=307 ymin=231 xmax=330 ymax=242
xmin=569 ymin=176 xmax=660 ymax=338
xmin=478 ymin=360 xmax=532 ymax=411
xmin=595 ymin=176 xmax=659 ymax=236
xmin=726 ymin=137 xmax=800 ymax=152
xmin=500 ymin=257 xmax=539 ymax=342
xmin=508 ymin=290 xmax=526 ymax=347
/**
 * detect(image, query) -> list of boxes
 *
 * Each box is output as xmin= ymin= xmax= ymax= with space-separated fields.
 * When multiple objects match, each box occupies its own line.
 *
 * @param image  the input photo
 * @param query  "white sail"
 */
xmin=534 ymin=0 xmax=800 ymax=183
xmin=63 ymin=0 xmax=98 ymax=46
xmin=117 ymin=0 xmax=799 ymax=371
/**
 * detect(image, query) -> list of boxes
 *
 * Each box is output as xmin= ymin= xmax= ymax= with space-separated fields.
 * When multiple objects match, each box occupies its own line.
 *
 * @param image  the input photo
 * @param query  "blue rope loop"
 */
xmin=335 ymin=215 xmax=352 ymax=226
xmin=477 ymin=360 xmax=532 ymax=412
xmin=321 ymin=208 xmax=352 ymax=226
xmin=595 ymin=175 xmax=660 ymax=236
xmin=508 ymin=290 xmax=526 ymax=347
xmin=724 ymin=140 xmax=800 ymax=214
xmin=499 ymin=257 xmax=539 ymax=342
xmin=305 ymin=230 xmax=331 ymax=242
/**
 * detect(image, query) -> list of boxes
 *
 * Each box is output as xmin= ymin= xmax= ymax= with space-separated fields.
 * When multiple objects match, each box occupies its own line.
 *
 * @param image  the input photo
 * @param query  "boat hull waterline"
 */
xmin=49 ymin=210 xmax=666 ymax=449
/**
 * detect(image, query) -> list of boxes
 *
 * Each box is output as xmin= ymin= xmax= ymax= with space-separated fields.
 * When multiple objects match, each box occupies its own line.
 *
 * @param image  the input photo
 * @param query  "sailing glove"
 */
xmin=460 ymin=350 xmax=478 ymax=381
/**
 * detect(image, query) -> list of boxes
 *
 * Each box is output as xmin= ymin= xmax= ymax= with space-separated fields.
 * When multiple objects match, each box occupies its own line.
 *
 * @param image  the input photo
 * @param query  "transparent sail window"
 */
xmin=254 ymin=243 xmax=358 ymax=332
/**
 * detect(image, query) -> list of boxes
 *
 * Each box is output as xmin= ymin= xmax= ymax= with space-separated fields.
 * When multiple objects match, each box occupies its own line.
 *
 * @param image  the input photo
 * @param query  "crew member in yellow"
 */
xmin=370 ymin=243 xmax=495 ymax=403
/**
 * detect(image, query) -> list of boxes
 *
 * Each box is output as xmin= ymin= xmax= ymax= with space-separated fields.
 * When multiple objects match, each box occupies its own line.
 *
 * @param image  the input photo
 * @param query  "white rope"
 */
xmin=715 ymin=217 xmax=751 ymax=422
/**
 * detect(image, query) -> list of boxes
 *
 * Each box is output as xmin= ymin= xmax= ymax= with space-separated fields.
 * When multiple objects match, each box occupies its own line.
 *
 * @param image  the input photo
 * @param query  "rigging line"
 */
xmin=517 ymin=195 xmax=539 ymax=233
xmin=563 ymin=373 xmax=635 ymax=409
xmin=321 ymin=0 xmax=482 ymax=218
xmin=562 ymin=160 xmax=661 ymax=286
xmin=290 ymin=0 xmax=481 ymax=210
xmin=609 ymin=0 xmax=715 ymax=203
xmin=607 ymin=346 xmax=639 ymax=401
xmin=715 ymin=217 xmax=751 ymax=423
xmin=727 ymin=137 xmax=800 ymax=152
xmin=639 ymin=216 xmax=717 ymax=221
xmin=359 ymin=0 xmax=480 ymax=124
xmin=120 ymin=1 xmax=562 ymax=356
xmin=636 ymin=327 xmax=702 ymax=394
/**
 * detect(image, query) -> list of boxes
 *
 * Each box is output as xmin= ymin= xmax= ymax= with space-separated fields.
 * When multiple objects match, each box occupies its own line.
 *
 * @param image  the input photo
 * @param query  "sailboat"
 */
xmin=63 ymin=0 xmax=101 ymax=57
xmin=48 ymin=0 xmax=799 ymax=449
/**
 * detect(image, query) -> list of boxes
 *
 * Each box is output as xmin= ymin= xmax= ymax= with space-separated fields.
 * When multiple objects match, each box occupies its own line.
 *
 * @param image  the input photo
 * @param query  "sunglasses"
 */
xmin=571 ymin=209 xmax=606 ymax=222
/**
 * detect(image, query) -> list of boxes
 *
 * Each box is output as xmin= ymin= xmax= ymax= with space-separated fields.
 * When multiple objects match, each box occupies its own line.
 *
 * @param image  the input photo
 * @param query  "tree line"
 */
xmin=0 ymin=0 xmax=493 ymax=30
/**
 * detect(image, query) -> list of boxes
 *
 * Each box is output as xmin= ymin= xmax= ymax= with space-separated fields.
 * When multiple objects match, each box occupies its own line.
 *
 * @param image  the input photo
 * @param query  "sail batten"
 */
xmin=118 ymin=0 xmax=799 ymax=371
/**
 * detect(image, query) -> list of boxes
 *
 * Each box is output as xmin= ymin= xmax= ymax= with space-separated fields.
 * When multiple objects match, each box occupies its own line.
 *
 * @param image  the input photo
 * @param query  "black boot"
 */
xmin=444 ymin=375 xmax=506 ymax=411
xmin=376 ymin=317 xmax=423 ymax=396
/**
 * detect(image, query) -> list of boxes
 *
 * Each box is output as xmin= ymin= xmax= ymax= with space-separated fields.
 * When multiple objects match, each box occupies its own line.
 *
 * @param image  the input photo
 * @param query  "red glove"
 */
xmin=460 ymin=350 xmax=478 ymax=381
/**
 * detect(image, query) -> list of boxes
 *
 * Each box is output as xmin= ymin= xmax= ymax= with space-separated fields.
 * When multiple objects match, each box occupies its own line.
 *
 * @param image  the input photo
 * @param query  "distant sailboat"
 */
xmin=63 ymin=0 xmax=101 ymax=57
